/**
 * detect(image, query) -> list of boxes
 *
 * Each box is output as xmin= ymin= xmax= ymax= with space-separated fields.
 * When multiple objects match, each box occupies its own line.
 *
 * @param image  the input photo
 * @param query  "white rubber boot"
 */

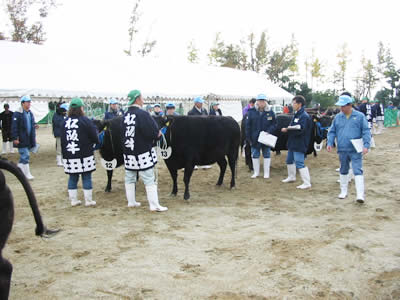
xmin=145 ymin=184 xmax=168 ymax=212
xmin=282 ymin=164 xmax=296 ymax=183
xmin=56 ymin=155 xmax=63 ymax=166
xmin=337 ymin=168 xmax=354 ymax=183
xmin=24 ymin=164 xmax=34 ymax=180
xmin=125 ymin=183 xmax=141 ymax=207
xmin=348 ymin=168 xmax=354 ymax=183
xmin=1 ymin=142 xmax=7 ymax=154
xmin=263 ymin=158 xmax=271 ymax=179
xmin=17 ymin=163 xmax=25 ymax=176
xmin=84 ymin=189 xmax=96 ymax=207
xmin=8 ymin=142 xmax=14 ymax=153
xmin=68 ymin=189 xmax=81 ymax=206
xmin=251 ymin=158 xmax=260 ymax=178
xmin=297 ymin=167 xmax=311 ymax=189
xmin=338 ymin=174 xmax=348 ymax=199
xmin=355 ymin=175 xmax=365 ymax=204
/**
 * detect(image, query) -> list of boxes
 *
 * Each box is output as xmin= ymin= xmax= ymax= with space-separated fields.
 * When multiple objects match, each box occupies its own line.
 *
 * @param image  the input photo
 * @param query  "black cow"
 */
xmin=241 ymin=113 xmax=332 ymax=171
xmin=93 ymin=117 xmax=124 ymax=192
xmin=155 ymin=115 xmax=240 ymax=200
xmin=0 ymin=158 xmax=59 ymax=299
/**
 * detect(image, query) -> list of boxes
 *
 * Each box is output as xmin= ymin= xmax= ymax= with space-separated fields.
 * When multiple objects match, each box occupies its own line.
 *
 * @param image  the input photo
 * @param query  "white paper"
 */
xmin=258 ymin=131 xmax=278 ymax=148
xmin=287 ymin=125 xmax=301 ymax=130
xmin=351 ymin=138 xmax=363 ymax=153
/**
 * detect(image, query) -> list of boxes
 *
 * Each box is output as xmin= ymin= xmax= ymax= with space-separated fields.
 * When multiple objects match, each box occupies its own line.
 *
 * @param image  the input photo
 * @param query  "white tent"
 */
xmin=0 ymin=41 xmax=294 ymax=121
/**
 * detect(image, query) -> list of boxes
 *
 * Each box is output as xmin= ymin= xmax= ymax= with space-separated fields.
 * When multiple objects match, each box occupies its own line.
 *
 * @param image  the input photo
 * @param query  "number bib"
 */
xmin=157 ymin=146 xmax=172 ymax=159
xmin=314 ymin=141 xmax=323 ymax=152
xmin=101 ymin=158 xmax=117 ymax=170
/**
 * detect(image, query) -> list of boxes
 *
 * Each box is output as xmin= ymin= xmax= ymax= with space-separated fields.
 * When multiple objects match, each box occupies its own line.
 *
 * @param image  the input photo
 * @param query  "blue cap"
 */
xmin=153 ymin=103 xmax=161 ymax=107
xmin=256 ymin=93 xmax=267 ymax=100
xmin=109 ymin=98 xmax=118 ymax=104
xmin=60 ymin=103 xmax=69 ymax=110
xmin=194 ymin=97 xmax=204 ymax=104
xmin=20 ymin=95 xmax=31 ymax=102
xmin=335 ymin=95 xmax=353 ymax=106
xmin=166 ymin=102 xmax=175 ymax=108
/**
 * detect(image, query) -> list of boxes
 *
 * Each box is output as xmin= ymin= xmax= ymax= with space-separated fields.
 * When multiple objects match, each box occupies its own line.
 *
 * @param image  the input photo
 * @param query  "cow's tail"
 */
xmin=0 ymin=158 xmax=59 ymax=237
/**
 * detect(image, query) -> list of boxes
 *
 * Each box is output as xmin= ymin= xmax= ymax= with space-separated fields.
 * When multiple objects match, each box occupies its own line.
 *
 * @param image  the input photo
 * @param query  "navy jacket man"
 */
xmin=11 ymin=95 xmax=37 ymax=180
xmin=245 ymin=93 xmax=277 ymax=179
xmin=281 ymin=95 xmax=312 ymax=189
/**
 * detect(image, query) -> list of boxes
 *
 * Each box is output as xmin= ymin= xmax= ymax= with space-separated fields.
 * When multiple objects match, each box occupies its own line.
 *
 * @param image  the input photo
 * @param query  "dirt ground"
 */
xmin=3 ymin=125 xmax=400 ymax=299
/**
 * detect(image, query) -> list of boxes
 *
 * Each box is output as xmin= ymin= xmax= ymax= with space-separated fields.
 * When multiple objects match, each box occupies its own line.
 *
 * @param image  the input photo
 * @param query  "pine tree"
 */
xmin=187 ymin=40 xmax=199 ymax=63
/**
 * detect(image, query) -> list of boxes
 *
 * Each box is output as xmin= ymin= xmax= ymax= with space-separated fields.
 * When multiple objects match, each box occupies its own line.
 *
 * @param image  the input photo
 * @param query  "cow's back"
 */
xmin=167 ymin=116 xmax=240 ymax=167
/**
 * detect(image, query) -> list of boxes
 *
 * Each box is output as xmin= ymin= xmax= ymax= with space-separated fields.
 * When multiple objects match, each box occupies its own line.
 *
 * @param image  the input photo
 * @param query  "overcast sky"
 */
xmin=1 ymin=0 xmax=399 ymax=93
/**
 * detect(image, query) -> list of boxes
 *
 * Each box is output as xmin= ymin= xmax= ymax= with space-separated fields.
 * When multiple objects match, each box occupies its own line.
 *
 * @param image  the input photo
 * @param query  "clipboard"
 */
xmin=258 ymin=131 xmax=278 ymax=148
xmin=350 ymin=138 xmax=363 ymax=153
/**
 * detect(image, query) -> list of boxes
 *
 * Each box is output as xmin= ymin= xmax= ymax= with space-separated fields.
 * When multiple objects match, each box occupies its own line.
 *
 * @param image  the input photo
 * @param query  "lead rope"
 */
xmin=154 ymin=130 xmax=168 ymax=184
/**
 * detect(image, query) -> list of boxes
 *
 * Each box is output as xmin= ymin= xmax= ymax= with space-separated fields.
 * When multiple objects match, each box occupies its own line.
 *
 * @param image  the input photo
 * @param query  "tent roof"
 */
xmin=0 ymin=41 xmax=294 ymax=102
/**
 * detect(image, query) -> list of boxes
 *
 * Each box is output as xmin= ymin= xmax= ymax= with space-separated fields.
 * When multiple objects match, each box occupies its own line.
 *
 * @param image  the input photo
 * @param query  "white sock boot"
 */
xmin=56 ymin=155 xmax=63 ymax=166
xmin=297 ymin=167 xmax=311 ymax=189
xmin=251 ymin=158 xmax=260 ymax=178
xmin=282 ymin=164 xmax=296 ymax=183
xmin=68 ymin=189 xmax=81 ymax=206
xmin=125 ymin=183 xmax=141 ymax=207
xmin=354 ymin=175 xmax=365 ymax=203
xmin=338 ymin=174 xmax=348 ymax=199
xmin=263 ymin=158 xmax=271 ymax=179
xmin=145 ymin=184 xmax=168 ymax=212
xmin=24 ymin=164 xmax=34 ymax=180
xmin=1 ymin=142 xmax=7 ymax=154
xmin=8 ymin=142 xmax=14 ymax=153
xmin=84 ymin=189 xmax=96 ymax=206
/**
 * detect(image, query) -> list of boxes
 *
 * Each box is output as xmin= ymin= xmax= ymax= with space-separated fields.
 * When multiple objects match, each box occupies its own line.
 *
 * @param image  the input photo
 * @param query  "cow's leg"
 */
xmin=276 ymin=150 xmax=281 ymax=156
xmin=183 ymin=164 xmax=194 ymax=200
xmin=216 ymin=158 xmax=227 ymax=186
xmin=227 ymin=152 xmax=237 ymax=189
xmin=167 ymin=167 xmax=178 ymax=196
xmin=105 ymin=170 xmax=113 ymax=192
xmin=244 ymin=143 xmax=253 ymax=171
xmin=0 ymin=258 xmax=12 ymax=300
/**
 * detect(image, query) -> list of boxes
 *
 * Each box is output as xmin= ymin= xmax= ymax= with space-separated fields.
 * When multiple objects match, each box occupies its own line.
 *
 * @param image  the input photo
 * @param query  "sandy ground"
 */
xmin=2 ymin=125 xmax=400 ymax=299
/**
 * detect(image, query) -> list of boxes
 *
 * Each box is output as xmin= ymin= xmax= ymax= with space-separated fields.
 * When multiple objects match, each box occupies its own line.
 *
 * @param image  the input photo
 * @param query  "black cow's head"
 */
xmin=92 ymin=119 xmax=106 ymax=133
xmin=152 ymin=115 xmax=177 ymax=147
xmin=312 ymin=114 xmax=332 ymax=143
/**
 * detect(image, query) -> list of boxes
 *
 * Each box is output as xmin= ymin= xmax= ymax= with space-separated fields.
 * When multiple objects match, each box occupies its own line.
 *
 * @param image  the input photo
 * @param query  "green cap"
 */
xmin=211 ymin=102 xmax=219 ymax=106
xmin=70 ymin=97 xmax=84 ymax=108
xmin=127 ymin=90 xmax=141 ymax=105
xmin=361 ymin=96 xmax=369 ymax=102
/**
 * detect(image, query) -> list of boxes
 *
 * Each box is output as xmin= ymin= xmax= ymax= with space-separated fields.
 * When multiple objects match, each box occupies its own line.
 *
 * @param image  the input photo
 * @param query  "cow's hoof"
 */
xmin=42 ymin=228 xmax=61 ymax=238
xmin=216 ymin=182 xmax=223 ymax=187
xmin=105 ymin=188 xmax=111 ymax=193
xmin=184 ymin=194 xmax=190 ymax=200
xmin=170 ymin=192 xmax=177 ymax=197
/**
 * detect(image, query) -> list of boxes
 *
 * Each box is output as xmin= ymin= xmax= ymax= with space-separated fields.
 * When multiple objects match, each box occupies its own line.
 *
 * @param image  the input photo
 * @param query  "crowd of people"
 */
xmin=0 ymin=91 xmax=396 ymax=209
